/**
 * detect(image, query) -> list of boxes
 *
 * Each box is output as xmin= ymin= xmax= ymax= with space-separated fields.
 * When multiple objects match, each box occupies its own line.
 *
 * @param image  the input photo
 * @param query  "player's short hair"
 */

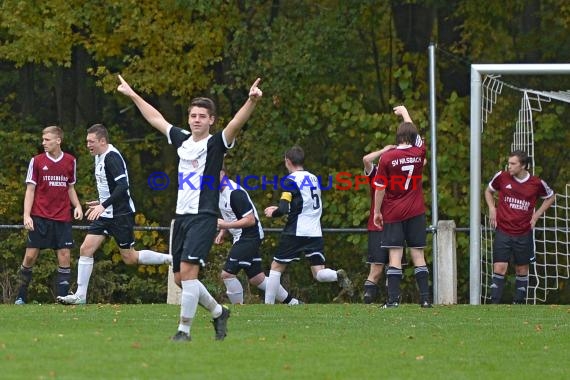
xmin=396 ymin=122 xmax=418 ymax=145
xmin=188 ymin=97 xmax=216 ymax=118
xmin=509 ymin=150 xmax=530 ymax=169
xmin=285 ymin=145 xmax=305 ymax=166
xmin=43 ymin=126 xmax=63 ymax=140
xmin=87 ymin=124 xmax=110 ymax=143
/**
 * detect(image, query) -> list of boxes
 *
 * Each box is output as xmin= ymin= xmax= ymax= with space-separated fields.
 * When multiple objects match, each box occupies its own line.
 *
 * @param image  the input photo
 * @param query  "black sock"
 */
xmin=513 ymin=275 xmax=528 ymax=303
xmin=490 ymin=273 xmax=505 ymax=304
xmin=282 ymin=294 xmax=293 ymax=304
xmin=363 ymin=280 xmax=378 ymax=303
xmin=56 ymin=266 xmax=71 ymax=297
xmin=386 ymin=266 xmax=402 ymax=303
xmin=17 ymin=265 xmax=33 ymax=301
xmin=414 ymin=266 xmax=430 ymax=303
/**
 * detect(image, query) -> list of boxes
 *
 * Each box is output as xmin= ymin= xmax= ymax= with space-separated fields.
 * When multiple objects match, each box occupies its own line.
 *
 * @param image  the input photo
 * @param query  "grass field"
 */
xmin=1 ymin=303 xmax=569 ymax=379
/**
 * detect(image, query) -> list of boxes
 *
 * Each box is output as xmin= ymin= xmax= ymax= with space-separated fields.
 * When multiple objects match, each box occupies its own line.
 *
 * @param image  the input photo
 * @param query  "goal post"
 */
xmin=469 ymin=64 xmax=570 ymax=305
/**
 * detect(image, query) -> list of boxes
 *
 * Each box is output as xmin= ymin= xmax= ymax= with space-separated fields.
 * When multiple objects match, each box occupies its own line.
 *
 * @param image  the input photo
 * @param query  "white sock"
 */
xmin=197 ymin=280 xmax=222 ymax=318
xmin=316 ymin=268 xmax=338 ymax=282
xmin=276 ymin=285 xmax=289 ymax=303
xmin=179 ymin=279 xmax=199 ymax=334
xmin=223 ymin=277 xmax=244 ymax=304
xmin=137 ymin=249 xmax=171 ymax=265
xmin=75 ymin=256 xmax=94 ymax=299
xmin=257 ymin=277 xmax=288 ymax=303
xmin=264 ymin=270 xmax=282 ymax=304
xmin=257 ymin=277 xmax=267 ymax=291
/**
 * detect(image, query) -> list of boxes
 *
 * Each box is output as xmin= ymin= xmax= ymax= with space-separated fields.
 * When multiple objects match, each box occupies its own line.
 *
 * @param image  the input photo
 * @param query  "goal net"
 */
xmin=469 ymin=64 xmax=570 ymax=304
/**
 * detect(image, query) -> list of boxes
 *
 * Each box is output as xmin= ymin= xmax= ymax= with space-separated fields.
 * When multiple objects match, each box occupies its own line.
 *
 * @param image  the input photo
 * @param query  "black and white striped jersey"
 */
xmin=168 ymin=125 xmax=233 ymax=216
xmin=281 ymin=170 xmax=322 ymax=237
xmin=95 ymin=144 xmax=135 ymax=218
xmin=219 ymin=179 xmax=264 ymax=242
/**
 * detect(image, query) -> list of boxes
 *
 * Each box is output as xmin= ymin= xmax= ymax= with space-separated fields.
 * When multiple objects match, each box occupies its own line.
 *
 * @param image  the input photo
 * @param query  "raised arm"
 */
xmin=223 ymin=78 xmax=263 ymax=144
xmin=393 ymin=105 xmax=412 ymax=123
xmin=117 ymin=75 xmax=171 ymax=136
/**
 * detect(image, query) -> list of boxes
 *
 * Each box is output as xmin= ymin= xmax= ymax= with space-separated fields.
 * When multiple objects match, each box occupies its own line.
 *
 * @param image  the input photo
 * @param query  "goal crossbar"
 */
xmin=469 ymin=64 xmax=570 ymax=305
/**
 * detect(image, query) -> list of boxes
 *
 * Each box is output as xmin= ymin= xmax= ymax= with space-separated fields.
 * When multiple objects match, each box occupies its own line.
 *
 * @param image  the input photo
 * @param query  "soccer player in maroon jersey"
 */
xmin=373 ymin=105 xmax=432 ymax=308
xmin=485 ymin=150 xmax=555 ymax=304
xmin=15 ymin=126 xmax=83 ymax=305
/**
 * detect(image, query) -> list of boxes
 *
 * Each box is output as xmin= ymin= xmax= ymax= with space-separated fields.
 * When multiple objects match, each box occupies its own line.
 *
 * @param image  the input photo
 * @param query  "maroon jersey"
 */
xmin=366 ymin=165 xmax=382 ymax=231
xmin=488 ymin=171 xmax=554 ymax=236
xmin=374 ymin=136 xmax=426 ymax=223
xmin=26 ymin=152 xmax=77 ymax=222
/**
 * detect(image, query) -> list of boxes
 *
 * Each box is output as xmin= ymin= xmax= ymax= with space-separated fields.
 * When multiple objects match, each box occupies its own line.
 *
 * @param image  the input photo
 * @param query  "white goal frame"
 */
xmin=469 ymin=63 xmax=570 ymax=305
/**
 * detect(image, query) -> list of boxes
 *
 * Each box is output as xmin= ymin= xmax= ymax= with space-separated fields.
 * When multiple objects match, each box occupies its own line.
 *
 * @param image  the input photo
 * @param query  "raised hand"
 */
xmin=393 ymin=105 xmax=412 ymax=123
xmin=117 ymin=75 xmax=135 ymax=97
xmin=249 ymin=78 xmax=263 ymax=101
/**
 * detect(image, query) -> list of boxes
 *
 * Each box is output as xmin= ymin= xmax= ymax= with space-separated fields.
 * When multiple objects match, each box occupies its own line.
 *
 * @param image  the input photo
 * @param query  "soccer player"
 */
xmin=485 ymin=150 xmax=555 ymax=304
xmin=362 ymin=144 xmax=395 ymax=303
xmin=373 ymin=105 xmax=432 ymax=308
xmin=263 ymin=145 xmax=354 ymax=304
xmin=57 ymin=124 xmax=172 ymax=305
xmin=15 ymin=126 xmax=83 ymax=305
xmin=116 ymin=75 xmax=263 ymax=342
xmin=215 ymin=167 xmax=300 ymax=305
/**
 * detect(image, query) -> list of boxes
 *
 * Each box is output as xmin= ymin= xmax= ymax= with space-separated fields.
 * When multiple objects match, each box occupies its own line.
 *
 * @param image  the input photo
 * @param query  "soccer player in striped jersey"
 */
xmin=57 ymin=124 xmax=172 ymax=306
xmin=215 ymin=167 xmax=300 ymax=305
xmin=485 ymin=150 xmax=555 ymax=304
xmin=15 ymin=126 xmax=83 ymax=305
xmin=263 ymin=146 xmax=354 ymax=304
xmin=117 ymin=75 xmax=262 ymax=342
xmin=373 ymin=105 xmax=432 ymax=308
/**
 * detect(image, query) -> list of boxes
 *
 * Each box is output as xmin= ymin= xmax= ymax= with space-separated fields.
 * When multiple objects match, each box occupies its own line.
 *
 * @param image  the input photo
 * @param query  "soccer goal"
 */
xmin=469 ymin=64 xmax=570 ymax=305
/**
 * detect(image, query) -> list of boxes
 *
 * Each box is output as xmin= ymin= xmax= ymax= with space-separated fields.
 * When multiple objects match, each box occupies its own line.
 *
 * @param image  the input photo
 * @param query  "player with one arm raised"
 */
xmin=374 ymin=105 xmax=432 ymax=308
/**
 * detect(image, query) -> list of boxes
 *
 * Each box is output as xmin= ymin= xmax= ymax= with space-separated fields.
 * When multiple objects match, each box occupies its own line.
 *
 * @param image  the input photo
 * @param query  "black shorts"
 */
xmin=382 ymin=214 xmax=426 ymax=249
xmin=273 ymin=235 xmax=326 ymax=266
xmin=88 ymin=214 xmax=135 ymax=249
xmin=27 ymin=216 xmax=74 ymax=250
xmin=223 ymin=238 xmax=263 ymax=279
xmin=367 ymin=230 xmax=389 ymax=264
xmin=171 ymin=214 xmax=217 ymax=272
xmin=493 ymin=229 xmax=535 ymax=265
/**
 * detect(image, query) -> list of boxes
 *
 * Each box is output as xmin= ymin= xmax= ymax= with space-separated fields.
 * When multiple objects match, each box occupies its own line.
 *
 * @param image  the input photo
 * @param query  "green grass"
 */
xmin=1 ymin=303 xmax=569 ymax=380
